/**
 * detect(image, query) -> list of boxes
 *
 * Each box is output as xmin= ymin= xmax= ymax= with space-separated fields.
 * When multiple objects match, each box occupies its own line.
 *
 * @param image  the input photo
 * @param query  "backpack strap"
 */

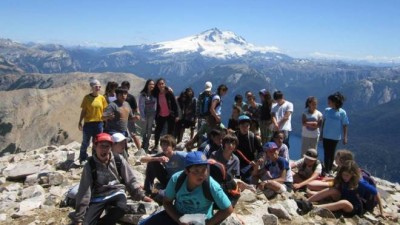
xmin=89 ymin=156 xmax=97 ymax=186
xmin=89 ymin=153 xmax=124 ymax=187
xmin=113 ymin=152 xmax=125 ymax=184
xmin=174 ymin=171 xmax=214 ymax=203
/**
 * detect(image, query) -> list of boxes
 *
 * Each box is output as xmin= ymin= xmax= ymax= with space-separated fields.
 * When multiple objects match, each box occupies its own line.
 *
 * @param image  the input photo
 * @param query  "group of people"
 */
xmin=72 ymin=78 xmax=383 ymax=225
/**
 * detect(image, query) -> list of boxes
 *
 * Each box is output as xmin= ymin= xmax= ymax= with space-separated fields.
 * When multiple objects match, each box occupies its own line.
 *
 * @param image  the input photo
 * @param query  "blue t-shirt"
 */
xmin=165 ymin=171 xmax=231 ymax=219
xmin=340 ymin=178 xmax=377 ymax=213
xmin=322 ymin=107 xmax=349 ymax=140
xmin=265 ymin=157 xmax=293 ymax=182
xmin=163 ymin=151 xmax=187 ymax=177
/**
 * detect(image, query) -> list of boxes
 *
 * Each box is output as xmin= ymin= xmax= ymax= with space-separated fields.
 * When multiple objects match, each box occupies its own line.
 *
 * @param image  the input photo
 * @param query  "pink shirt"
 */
xmin=158 ymin=92 xmax=170 ymax=117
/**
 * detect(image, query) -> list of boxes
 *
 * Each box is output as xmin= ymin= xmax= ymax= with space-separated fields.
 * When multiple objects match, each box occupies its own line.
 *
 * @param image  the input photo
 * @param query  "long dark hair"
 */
xmin=152 ymin=78 xmax=166 ymax=97
xmin=140 ymin=79 xmax=154 ymax=95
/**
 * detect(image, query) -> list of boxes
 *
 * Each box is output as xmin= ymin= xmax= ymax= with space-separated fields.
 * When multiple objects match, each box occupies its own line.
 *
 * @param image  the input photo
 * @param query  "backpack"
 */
xmin=59 ymin=152 xmax=124 ymax=209
xmin=198 ymin=92 xmax=215 ymax=117
xmin=174 ymin=159 xmax=240 ymax=208
xmin=358 ymin=169 xmax=378 ymax=212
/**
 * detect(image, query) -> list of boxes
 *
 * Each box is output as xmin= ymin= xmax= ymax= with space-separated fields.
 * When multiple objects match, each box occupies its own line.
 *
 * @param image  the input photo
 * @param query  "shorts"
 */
xmin=128 ymin=120 xmax=137 ymax=134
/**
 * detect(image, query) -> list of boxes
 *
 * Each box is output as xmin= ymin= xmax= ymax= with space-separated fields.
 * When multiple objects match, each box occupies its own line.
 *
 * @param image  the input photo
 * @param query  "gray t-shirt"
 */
xmin=210 ymin=150 xmax=240 ymax=177
xmin=156 ymin=151 xmax=187 ymax=177
xmin=104 ymin=101 xmax=133 ymax=133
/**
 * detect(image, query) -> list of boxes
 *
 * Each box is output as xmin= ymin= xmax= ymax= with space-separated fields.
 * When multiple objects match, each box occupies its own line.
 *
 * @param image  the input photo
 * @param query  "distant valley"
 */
xmin=0 ymin=28 xmax=399 ymax=182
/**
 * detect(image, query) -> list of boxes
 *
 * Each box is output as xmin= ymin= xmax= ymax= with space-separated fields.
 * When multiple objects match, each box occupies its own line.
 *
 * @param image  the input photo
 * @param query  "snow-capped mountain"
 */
xmin=151 ymin=28 xmax=279 ymax=59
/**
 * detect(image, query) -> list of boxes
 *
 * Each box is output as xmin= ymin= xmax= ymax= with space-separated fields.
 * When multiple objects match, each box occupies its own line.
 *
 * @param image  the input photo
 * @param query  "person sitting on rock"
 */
xmin=307 ymin=149 xmax=354 ymax=193
xmin=72 ymin=133 xmax=152 ymax=225
xmin=290 ymin=148 xmax=322 ymax=191
xmin=111 ymin=133 xmax=128 ymax=159
xmin=272 ymin=130 xmax=290 ymax=161
xmin=252 ymin=142 xmax=293 ymax=199
xmin=210 ymin=134 xmax=241 ymax=179
xmin=139 ymin=151 xmax=233 ymax=225
xmin=198 ymin=129 xmax=223 ymax=158
xmin=140 ymin=135 xmax=187 ymax=197
xmin=306 ymin=160 xmax=377 ymax=217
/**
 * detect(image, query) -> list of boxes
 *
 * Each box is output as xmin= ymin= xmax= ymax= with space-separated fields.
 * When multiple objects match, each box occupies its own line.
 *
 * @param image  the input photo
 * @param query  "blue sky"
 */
xmin=1 ymin=0 xmax=399 ymax=62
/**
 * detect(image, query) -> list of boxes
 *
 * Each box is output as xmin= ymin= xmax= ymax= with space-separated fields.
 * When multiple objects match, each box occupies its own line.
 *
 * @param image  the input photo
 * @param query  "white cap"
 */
xmin=89 ymin=78 xmax=100 ymax=87
xmin=204 ymin=81 xmax=212 ymax=92
xmin=111 ymin=133 xmax=127 ymax=143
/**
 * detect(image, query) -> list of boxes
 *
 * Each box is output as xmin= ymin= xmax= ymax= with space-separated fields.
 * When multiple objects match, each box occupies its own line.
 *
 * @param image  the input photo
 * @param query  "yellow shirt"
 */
xmin=81 ymin=94 xmax=108 ymax=122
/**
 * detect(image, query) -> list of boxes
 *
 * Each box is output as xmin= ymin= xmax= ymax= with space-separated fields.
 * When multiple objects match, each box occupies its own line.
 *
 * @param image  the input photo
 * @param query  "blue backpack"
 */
xmin=198 ymin=92 xmax=213 ymax=116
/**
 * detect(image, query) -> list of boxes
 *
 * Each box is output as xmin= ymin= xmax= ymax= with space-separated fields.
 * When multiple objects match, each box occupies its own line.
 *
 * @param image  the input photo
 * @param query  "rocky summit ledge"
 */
xmin=0 ymin=142 xmax=399 ymax=225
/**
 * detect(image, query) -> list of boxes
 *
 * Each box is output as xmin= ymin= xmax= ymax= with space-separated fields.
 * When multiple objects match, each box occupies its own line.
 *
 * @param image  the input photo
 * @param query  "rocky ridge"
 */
xmin=0 ymin=141 xmax=399 ymax=225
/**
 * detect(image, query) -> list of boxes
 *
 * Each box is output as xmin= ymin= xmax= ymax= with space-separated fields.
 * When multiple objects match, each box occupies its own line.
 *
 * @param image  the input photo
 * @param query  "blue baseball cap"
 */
xmin=185 ymin=151 xmax=209 ymax=168
xmin=238 ymin=115 xmax=251 ymax=123
xmin=262 ymin=142 xmax=278 ymax=152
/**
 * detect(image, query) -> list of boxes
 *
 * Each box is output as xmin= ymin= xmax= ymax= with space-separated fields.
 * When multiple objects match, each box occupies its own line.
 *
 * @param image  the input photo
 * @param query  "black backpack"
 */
xmin=174 ymin=160 xmax=240 ymax=208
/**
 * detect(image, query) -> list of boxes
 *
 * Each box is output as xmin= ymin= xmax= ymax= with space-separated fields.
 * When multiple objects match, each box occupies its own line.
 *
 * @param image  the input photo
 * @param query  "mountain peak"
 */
xmin=152 ymin=28 xmax=279 ymax=59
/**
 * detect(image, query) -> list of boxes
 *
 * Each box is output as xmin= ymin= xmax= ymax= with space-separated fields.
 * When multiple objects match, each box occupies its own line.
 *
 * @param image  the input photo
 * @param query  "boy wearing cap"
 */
xmin=252 ymin=142 xmax=293 ymax=198
xmin=72 ymin=133 xmax=151 ymax=225
xmin=140 ymin=135 xmax=187 ymax=196
xmin=111 ymin=133 xmax=128 ymax=159
xmin=140 ymin=151 xmax=233 ymax=225
xmin=290 ymin=148 xmax=322 ymax=191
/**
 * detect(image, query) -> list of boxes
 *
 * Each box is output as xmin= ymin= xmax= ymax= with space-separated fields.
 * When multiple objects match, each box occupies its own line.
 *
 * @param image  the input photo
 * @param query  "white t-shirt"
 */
xmin=301 ymin=109 xmax=323 ymax=138
xmin=212 ymin=95 xmax=222 ymax=116
xmin=272 ymin=100 xmax=293 ymax=131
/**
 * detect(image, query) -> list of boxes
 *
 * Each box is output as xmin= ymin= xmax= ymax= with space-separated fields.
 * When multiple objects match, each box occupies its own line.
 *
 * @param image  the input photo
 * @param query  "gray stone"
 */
xmin=0 ymin=214 xmax=6 ymax=221
xmin=3 ymin=162 xmax=41 ymax=179
xmin=46 ymin=217 xmax=56 ymax=225
xmin=48 ymin=171 xmax=64 ymax=186
xmin=4 ymin=182 xmax=22 ymax=192
xmin=268 ymin=204 xmax=292 ymax=220
xmin=49 ymin=186 xmax=66 ymax=198
xmin=309 ymin=207 xmax=335 ymax=219
xmin=21 ymin=185 xmax=46 ymax=200
xmin=24 ymin=173 xmax=39 ymax=186
xmin=0 ymin=191 xmax=19 ymax=202
xmin=281 ymin=199 xmax=299 ymax=216
xmin=65 ymin=141 xmax=81 ymax=150
xmin=0 ymin=177 xmax=6 ymax=185
xmin=219 ymin=214 xmax=243 ymax=225
xmin=15 ymin=195 xmax=45 ymax=216
xmin=262 ymin=214 xmax=279 ymax=225
xmin=47 ymin=146 xmax=58 ymax=151
xmin=238 ymin=189 xmax=258 ymax=203
xmin=0 ymin=201 xmax=19 ymax=214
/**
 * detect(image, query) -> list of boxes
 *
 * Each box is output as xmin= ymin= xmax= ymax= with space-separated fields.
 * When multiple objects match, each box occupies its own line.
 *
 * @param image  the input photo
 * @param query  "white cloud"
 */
xmin=310 ymin=52 xmax=400 ymax=64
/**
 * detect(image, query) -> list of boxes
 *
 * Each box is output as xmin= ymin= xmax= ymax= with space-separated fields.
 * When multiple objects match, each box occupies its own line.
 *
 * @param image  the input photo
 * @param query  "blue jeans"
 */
xmin=139 ymin=210 xmax=179 ymax=225
xmin=79 ymin=122 xmax=103 ymax=162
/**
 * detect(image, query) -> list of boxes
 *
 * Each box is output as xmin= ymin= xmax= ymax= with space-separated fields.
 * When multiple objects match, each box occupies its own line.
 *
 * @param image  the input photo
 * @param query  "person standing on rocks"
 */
xmin=271 ymin=90 xmax=293 ymax=149
xmin=78 ymin=79 xmax=108 ymax=165
xmin=72 ymin=133 xmax=152 ymax=225
xmin=121 ymin=81 xmax=142 ymax=151
xmin=138 ymin=79 xmax=157 ymax=152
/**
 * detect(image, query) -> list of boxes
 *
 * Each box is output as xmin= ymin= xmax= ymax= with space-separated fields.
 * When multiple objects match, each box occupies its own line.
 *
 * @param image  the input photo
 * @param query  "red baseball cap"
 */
xmin=95 ymin=133 xmax=113 ymax=144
